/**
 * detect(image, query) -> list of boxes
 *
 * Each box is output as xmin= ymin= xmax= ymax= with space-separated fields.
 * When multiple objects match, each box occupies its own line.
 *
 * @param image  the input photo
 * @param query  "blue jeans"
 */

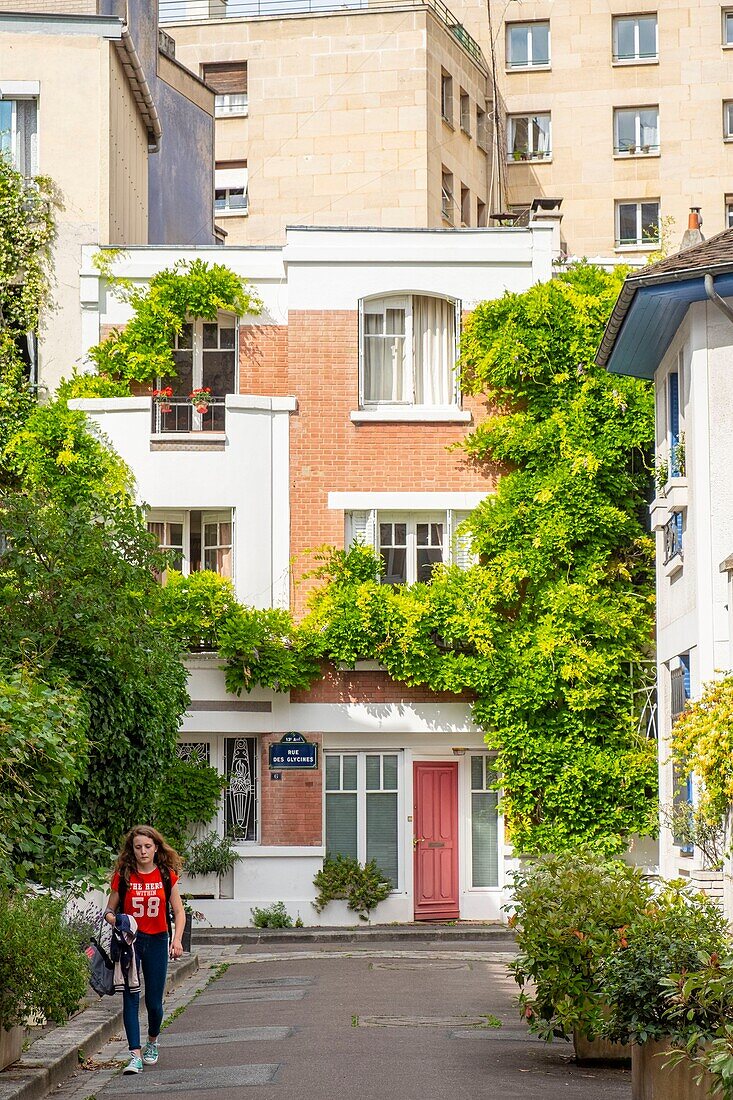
xmin=122 ymin=932 xmax=169 ymax=1051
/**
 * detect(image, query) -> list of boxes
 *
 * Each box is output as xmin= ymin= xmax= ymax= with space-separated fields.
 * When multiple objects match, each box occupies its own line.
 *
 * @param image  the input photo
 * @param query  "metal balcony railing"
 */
xmin=663 ymin=512 xmax=683 ymax=566
xmin=152 ymin=397 xmax=226 ymax=434
xmin=159 ymin=0 xmax=487 ymax=71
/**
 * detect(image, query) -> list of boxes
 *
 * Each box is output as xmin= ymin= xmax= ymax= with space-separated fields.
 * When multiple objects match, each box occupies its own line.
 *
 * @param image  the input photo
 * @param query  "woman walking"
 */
xmin=105 ymin=825 xmax=186 ymax=1074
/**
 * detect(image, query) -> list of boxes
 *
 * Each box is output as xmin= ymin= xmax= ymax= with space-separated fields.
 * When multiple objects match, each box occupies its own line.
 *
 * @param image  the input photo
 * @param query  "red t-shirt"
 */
xmin=111 ymin=868 xmax=178 ymax=935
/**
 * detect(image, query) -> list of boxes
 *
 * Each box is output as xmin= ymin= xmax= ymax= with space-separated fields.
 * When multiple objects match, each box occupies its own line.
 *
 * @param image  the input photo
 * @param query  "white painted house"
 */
xmin=598 ymin=225 xmax=733 ymax=906
xmin=74 ymin=223 xmax=554 ymax=925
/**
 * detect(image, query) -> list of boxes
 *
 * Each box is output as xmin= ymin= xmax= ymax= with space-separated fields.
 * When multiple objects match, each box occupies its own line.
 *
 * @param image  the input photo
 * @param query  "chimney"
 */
xmin=680 ymin=207 xmax=704 ymax=252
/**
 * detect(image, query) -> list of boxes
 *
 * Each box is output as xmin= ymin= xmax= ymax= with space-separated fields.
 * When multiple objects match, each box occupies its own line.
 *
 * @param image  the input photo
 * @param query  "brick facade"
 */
xmin=290 ymin=665 xmax=474 ymax=705
xmin=240 ymin=312 xmax=496 ymax=613
xmin=259 ymin=732 xmax=323 ymax=846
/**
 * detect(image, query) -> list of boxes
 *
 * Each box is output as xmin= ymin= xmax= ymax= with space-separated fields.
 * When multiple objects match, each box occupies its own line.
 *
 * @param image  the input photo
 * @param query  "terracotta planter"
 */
xmin=574 ymin=1030 xmax=632 ymax=1065
xmin=195 ymin=403 xmax=209 ymax=414
xmin=158 ymin=403 xmax=172 ymax=414
xmin=631 ymin=1039 xmax=715 ymax=1100
xmin=0 ymin=1025 xmax=24 ymax=1071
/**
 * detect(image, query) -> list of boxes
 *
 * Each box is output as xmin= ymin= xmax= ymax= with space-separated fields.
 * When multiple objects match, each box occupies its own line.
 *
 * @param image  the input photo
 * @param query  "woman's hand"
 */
xmin=170 ymin=938 xmax=184 ymax=960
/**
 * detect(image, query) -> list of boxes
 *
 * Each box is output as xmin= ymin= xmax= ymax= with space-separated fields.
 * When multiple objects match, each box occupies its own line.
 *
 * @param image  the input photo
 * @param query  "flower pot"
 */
xmin=632 ymin=1039 xmax=714 ymax=1100
xmin=159 ymin=404 xmax=172 ymax=414
xmin=0 ymin=1025 xmax=24 ymax=1071
xmin=195 ymin=403 xmax=209 ymax=414
xmin=573 ymin=1030 xmax=631 ymax=1065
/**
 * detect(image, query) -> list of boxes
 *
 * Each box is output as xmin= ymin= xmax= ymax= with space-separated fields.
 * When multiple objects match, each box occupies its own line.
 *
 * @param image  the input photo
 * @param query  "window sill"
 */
xmin=215 ymin=209 xmax=249 ymax=217
xmin=505 ymin=63 xmax=551 ymax=73
xmin=215 ymin=108 xmax=249 ymax=118
xmin=442 ymin=116 xmax=455 ymax=129
xmin=507 ymin=156 xmax=552 ymax=165
xmin=663 ymin=553 xmax=684 ymax=578
xmin=614 ymin=243 xmax=659 ymax=252
xmin=612 ymin=57 xmax=659 ymax=66
xmin=351 ymin=407 xmax=471 ymax=423
xmin=613 ymin=151 xmax=661 ymax=159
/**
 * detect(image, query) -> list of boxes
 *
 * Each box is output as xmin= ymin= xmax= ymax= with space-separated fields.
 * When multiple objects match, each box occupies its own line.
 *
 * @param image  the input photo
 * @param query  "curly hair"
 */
xmin=114 ymin=824 xmax=183 ymax=884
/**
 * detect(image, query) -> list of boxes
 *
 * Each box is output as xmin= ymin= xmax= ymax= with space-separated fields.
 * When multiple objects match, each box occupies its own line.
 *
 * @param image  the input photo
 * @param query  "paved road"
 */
xmin=64 ymin=946 xmax=631 ymax=1100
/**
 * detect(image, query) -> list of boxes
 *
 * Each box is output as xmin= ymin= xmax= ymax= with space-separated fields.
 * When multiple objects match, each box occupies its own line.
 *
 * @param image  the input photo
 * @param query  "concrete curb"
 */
xmin=195 ymin=924 xmax=515 ymax=946
xmin=0 ymin=955 xmax=199 ymax=1100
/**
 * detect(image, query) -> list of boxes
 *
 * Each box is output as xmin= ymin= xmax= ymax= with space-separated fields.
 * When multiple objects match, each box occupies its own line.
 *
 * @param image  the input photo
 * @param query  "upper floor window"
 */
xmin=507 ymin=113 xmax=551 ymax=162
xmin=724 ymin=101 xmax=733 ymax=140
xmin=613 ymin=14 xmax=657 ymax=62
xmin=506 ymin=21 xmax=550 ymax=69
xmin=441 ymin=70 xmax=453 ymax=125
xmin=0 ymin=97 xmax=37 ymax=176
xmin=724 ymin=10 xmax=733 ymax=45
xmin=155 ymin=314 xmax=236 ymax=432
xmin=202 ymin=61 xmax=248 ymax=116
xmin=147 ymin=509 xmax=233 ymax=580
xmin=668 ymin=354 xmax=685 ymax=476
xmin=459 ymin=90 xmax=471 ymax=134
xmin=215 ymin=162 xmax=248 ymax=215
xmin=441 ymin=166 xmax=454 ymax=223
xmin=476 ymin=104 xmax=489 ymax=151
xmin=726 ymin=195 xmax=733 ymax=228
xmin=614 ymin=106 xmax=659 ymax=155
xmin=360 ymin=294 xmax=458 ymax=408
xmin=347 ymin=508 xmax=475 ymax=583
xmin=615 ymin=200 xmax=660 ymax=248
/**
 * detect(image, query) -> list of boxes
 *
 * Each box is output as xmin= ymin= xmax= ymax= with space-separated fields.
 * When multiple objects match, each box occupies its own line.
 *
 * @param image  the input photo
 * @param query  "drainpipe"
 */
xmin=704 ymin=273 xmax=733 ymax=326
xmin=118 ymin=28 xmax=162 ymax=153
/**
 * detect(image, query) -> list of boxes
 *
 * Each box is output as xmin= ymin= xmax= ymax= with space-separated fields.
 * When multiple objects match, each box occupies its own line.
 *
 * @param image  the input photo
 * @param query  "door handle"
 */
xmin=412 ymin=836 xmax=428 ymax=848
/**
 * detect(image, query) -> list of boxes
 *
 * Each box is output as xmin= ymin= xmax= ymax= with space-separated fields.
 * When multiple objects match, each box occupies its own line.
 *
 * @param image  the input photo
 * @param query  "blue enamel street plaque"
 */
xmin=268 ymin=733 xmax=318 ymax=770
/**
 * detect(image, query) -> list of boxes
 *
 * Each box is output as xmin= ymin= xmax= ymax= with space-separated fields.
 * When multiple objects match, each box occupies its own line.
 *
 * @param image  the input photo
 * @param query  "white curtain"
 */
xmin=413 ymin=296 xmax=455 ymax=405
xmin=363 ymin=308 xmax=407 ymax=402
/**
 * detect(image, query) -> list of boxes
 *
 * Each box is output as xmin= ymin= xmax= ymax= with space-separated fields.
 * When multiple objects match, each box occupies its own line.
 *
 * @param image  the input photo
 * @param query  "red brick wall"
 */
xmin=280 ymin=311 xmax=495 ymax=613
xmin=240 ymin=324 xmax=289 ymax=395
xmin=259 ymin=733 xmax=323 ymax=845
xmin=290 ymin=665 xmax=474 ymax=704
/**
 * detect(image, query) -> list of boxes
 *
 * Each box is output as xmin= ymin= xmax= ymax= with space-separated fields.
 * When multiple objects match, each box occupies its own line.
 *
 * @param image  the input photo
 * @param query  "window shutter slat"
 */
xmin=203 ymin=63 xmax=248 ymax=94
xmin=449 ymin=509 xmax=476 ymax=569
xmin=348 ymin=509 xmax=376 ymax=551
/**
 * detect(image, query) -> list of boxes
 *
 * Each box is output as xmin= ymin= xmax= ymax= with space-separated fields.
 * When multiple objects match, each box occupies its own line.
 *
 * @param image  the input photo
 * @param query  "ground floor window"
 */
xmin=174 ymin=736 xmax=258 ymax=843
xmin=148 ymin=509 xmax=233 ymax=581
xmin=325 ymin=752 xmax=400 ymax=887
xmin=470 ymin=755 xmax=499 ymax=887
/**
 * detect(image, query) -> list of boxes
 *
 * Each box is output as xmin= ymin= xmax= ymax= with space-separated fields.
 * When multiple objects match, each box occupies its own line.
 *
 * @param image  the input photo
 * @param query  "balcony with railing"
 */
xmin=159 ymin=0 xmax=487 ymax=72
xmin=152 ymin=396 xmax=227 ymax=434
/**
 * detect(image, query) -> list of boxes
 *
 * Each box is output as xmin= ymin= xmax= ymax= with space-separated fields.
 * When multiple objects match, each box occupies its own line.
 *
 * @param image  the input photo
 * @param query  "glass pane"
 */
xmin=616 ymin=109 xmax=636 ymax=151
xmin=417 ymin=547 xmax=443 ymax=583
xmin=169 ymin=523 xmax=183 ymax=548
xmin=431 ymin=523 xmax=443 ymax=546
xmin=385 ymin=308 xmax=405 ymax=335
xmin=618 ymin=204 xmax=637 ymax=244
xmin=471 ymin=754 xmax=484 ymax=789
xmin=532 ymin=115 xmax=550 ymax=155
xmin=381 ymin=547 xmax=407 ymax=584
xmin=366 ymin=792 xmax=398 ymax=886
xmin=510 ymin=116 xmax=528 ymax=155
xmin=639 ymin=109 xmax=658 ymax=149
xmin=727 ymin=12 xmax=733 ymax=44
xmin=342 ymin=755 xmax=358 ymax=790
xmin=394 ymin=523 xmax=407 ymax=545
xmin=203 ymin=323 xmax=218 ymax=349
xmin=641 ymin=203 xmax=659 ymax=242
xmin=0 ymin=101 xmax=11 ymax=161
xmin=326 ymin=793 xmax=358 ymax=860
xmin=366 ymin=755 xmax=381 ymax=790
xmin=417 ymin=523 xmax=429 ymax=546
xmin=508 ymin=24 xmax=528 ymax=66
xmin=219 ymin=522 xmax=232 ymax=545
xmin=383 ymin=755 xmax=398 ymax=790
xmin=325 ymin=755 xmax=342 ymax=791
xmin=178 ymin=323 xmax=193 ymax=350
xmin=364 ymin=334 xmax=407 ymax=403
xmin=727 ymin=103 xmax=733 ymax=137
xmin=365 ymin=312 xmax=383 ymax=335
xmin=530 ymin=23 xmax=549 ymax=64
xmin=615 ymin=17 xmax=635 ymax=58
xmin=638 ymin=16 xmax=657 ymax=57
xmin=203 ymin=349 xmax=236 ymax=394
xmin=220 ymin=323 xmax=236 ymax=349
xmin=472 ymin=791 xmax=499 ymax=887
xmin=380 ymin=523 xmax=393 ymax=547
xmin=227 ymin=188 xmax=247 ymax=209
xmin=224 ymin=736 xmax=257 ymax=842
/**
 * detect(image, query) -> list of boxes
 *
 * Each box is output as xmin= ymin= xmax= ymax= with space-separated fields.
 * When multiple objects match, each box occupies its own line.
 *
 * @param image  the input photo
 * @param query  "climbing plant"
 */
xmin=671 ymin=674 xmax=733 ymax=823
xmin=88 ymin=254 xmax=261 ymax=385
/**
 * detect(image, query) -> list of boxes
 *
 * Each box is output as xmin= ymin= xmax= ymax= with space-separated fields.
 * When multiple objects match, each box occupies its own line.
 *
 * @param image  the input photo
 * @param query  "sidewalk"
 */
xmin=0 ymin=934 xmax=632 ymax=1100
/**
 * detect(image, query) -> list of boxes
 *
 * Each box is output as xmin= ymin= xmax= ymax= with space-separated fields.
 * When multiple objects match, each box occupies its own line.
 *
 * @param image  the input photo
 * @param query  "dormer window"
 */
xmin=359 ymin=294 xmax=459 ymax=408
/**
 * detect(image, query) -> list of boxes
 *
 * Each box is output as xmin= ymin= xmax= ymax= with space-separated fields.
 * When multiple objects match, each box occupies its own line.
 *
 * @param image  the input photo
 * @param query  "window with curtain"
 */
xmin=615 ymin=200 xmax=660 ymax=247
xmin=325 ymin=752 xmax=400 ymax=887
xmin=361 ymin=294 xmax=457 ymax=407
xmin=507 ymin=114 xmax=551 ymax=161
xmin=470 ymin=755 xmax=499 ymax=887
xmin=0 ymin=98 xmax=38 ymax=176
xmin=147 ymin=509 xmax=234 ymax=581
xmin=614 ymin=106 xmax=659 ymax=154
xmin=347 ymin=509 xmax=475 ymax=579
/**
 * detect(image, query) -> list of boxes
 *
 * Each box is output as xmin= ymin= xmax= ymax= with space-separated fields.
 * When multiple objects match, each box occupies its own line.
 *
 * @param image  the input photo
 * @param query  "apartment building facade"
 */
xmin=438 ymin=0 xmax=733 ymax=261
xmin=599 ymin=228 xmax=733 ymax=910
xmin=161 ymin=0 xmax=495 ymax=244
xmin=0 ymin=0 xmax=216 ymax=391
xmin=73 ymin=223 xmax=554 ymax=924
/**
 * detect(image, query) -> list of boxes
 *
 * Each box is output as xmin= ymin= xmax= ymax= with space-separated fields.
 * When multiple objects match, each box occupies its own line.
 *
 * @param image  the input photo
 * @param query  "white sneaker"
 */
xmin=142 ymin=1041 xmax=159 ymax=1066
xmin=123 ymin=1052 xmax=143 ymax=1074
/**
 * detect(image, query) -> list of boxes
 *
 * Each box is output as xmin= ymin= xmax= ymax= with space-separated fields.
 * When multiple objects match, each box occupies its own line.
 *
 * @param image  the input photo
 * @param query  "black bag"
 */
xmin=87 ymin=917 xmax=115 ymax=997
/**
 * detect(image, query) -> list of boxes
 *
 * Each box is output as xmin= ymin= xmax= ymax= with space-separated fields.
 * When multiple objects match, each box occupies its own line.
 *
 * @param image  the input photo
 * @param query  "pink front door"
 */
xmin=413 ymin=762 xmax=459 ymax=920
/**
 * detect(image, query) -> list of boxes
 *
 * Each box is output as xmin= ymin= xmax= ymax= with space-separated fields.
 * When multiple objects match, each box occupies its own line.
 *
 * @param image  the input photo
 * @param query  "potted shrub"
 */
xmin=599 ymin=881 xmax=727 ymax=1097
xmin=313 ymin=855 xmax=391 ymax=922
xmin=0 ymin=892 xmax=89 ymax=1070
xmin=659 ymin=953 xmax=733 ymax=1099
xmin=506 ymin=849 xmax=652 ymax=1062
xmin=152 ymin=385 xmax=173 ymax=414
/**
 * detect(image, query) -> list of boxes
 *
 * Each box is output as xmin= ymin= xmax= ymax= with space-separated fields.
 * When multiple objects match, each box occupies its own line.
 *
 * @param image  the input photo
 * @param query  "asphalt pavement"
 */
xmin=48 ymin=941 xmax=631 ymax=1100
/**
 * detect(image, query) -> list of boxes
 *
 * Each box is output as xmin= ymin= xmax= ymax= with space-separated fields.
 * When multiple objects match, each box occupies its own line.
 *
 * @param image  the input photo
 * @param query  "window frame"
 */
xmin=324 ymin=751 xmax=404 ymax=891
xmin=440 ymin=70 xmax=453 ymax=126
xmin=174 ymin=736 xmax=259 ymax=846
xmin=346 ymin=507 xmax=476 ymax=577
xmin=724 ymin=9 xmax=733 ymax=46
xmin=358 ymin=293 xmax=461 ymax=410
xmin=614 ymin=199 xmax=660 ymax=249
xmin=612 ymin=14 xmax=658 ymax=64
xmin=726 ymin=195 xmax=733 ymax=228
xmin=506 ymin=113 xmax=552 ymax=162
xmin=214 ymin=165 xmax=248 ymax=216
xmin=505 ymin=20 xmax=551 ymax=70
xmin=476 ymin=104 xmax=489 ymax=151
xmin=613 ymin=105 xmax=660 ymax=156
xmin=0 ymin=95 xmax=38 ymax=176
xmin=459 ymin=90 xmax=471 ymax=135
xmin=724 ymin=101 xmax=733 ymax=140
xmin=460 ymin=184 xmax=471 ymax=227
xmin=468 ymin=754 xmax=501 ymax=890
xmin=378 ymin=512 xmax=446 ymax=585
xmin=147 ymin=507 xmax=235 ymax=581
xmin=441 ymin=166 xmax=454 ymax=223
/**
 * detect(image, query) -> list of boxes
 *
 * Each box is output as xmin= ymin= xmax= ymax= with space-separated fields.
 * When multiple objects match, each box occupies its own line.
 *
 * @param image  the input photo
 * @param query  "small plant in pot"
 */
xmin=189 ymin=387 xmax=212 ymax=414
xmin=660 ymin=952 xmax=733 ymax=1097
xmin=506 ymin=849 xmax=653 ymax=1055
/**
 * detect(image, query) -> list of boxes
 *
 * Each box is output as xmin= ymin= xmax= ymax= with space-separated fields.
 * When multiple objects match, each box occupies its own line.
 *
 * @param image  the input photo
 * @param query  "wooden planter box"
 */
xmin=632 ymin=1039 xmax=715 ymax=1100
xmin=574 ymin=1031 xmax=632 ymax=1065
xmin=0 ymin=1025 xmax=24 ymax=1071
